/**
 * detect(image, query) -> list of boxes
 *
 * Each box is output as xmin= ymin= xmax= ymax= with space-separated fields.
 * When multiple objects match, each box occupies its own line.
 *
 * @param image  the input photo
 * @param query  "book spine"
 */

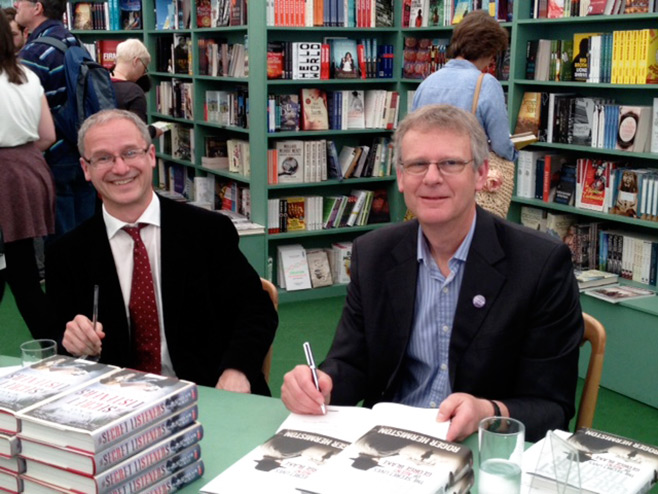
xmin=107 ymin=444 xmax=201 ymax=494
xmin=140 ymin=460 xmax=204 ymax=494
xmin=97 ymin=424 xmax=203 ymax=492
xmin=94 ymin=385 xmax=198 ymax=452
xmin=95 ymin=405 xmax=198 ymax=474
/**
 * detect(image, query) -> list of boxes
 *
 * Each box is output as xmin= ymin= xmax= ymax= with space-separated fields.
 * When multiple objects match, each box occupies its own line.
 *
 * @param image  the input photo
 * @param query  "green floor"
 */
xmin=2 ymin=290 xmax=656 ymax=448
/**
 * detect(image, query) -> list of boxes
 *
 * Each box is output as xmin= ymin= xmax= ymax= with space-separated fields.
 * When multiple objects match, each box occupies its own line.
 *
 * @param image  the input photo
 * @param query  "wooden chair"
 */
xmin=260 ymin=278 xmax=278 ymax=383
xmin=576 ymin=313 xmax=607 ymax=430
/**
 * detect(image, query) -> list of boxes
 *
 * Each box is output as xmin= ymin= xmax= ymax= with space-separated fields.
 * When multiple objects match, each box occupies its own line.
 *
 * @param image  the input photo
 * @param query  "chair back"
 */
xmin=577 ymin=313 xmax=607 ymax=430
xmin=260 ymin=278 xmax=278 ymax=383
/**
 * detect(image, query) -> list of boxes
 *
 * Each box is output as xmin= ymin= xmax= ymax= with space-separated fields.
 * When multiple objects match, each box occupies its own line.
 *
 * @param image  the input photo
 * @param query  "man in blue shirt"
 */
xmin=17 ymin=0 xmax=96 ymax=236
xmin=282 ymin=105 xmax=583 ymax=442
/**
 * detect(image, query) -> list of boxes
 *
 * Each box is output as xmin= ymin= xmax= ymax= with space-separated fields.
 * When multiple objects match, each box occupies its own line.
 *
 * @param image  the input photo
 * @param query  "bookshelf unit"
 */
xmin=506 ymin=8 xmax=658 ymax=408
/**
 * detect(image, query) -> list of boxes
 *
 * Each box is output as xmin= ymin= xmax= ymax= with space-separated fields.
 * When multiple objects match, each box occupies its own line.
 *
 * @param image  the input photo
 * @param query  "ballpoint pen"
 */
xmin=303 ymin=341 xmax=326 ymax=415
xmin=85 ymin=285 xmax=100 ymax=362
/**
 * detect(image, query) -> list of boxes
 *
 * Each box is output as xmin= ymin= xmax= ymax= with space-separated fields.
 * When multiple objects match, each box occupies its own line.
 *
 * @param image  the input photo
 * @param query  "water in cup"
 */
xmin=478 ymin=458 xmax=522 ymax=494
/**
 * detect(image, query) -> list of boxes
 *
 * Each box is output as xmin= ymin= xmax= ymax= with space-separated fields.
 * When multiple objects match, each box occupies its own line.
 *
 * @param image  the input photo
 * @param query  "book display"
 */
xmin=0 ymin=365 xmax=204 ymax=494
xmin=200 ymin=403 xmax=472 ymax=494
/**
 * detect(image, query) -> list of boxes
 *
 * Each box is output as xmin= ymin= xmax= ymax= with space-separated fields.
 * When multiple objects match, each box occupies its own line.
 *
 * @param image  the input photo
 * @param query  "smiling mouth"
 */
xmin=112 ymin=177 xmax=136 ymax=185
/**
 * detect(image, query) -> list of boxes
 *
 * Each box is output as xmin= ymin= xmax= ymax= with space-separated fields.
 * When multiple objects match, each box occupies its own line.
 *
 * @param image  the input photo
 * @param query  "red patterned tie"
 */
xmin=123 ymin=224 xmax=161 ymax=374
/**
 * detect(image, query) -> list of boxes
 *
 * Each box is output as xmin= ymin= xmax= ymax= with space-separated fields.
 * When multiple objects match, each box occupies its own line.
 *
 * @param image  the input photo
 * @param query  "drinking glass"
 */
xmin=478 ymin=416 xmax=525 ymax=494
xmin=20 ymin=339 xmax=57 ymax=367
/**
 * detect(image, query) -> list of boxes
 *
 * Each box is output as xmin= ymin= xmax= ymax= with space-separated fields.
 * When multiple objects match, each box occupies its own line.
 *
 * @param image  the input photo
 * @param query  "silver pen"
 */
xmin=303 ymin=341 xmax=326 ymax=415
xmin=85 ymin=285 xmax=101 ymax=362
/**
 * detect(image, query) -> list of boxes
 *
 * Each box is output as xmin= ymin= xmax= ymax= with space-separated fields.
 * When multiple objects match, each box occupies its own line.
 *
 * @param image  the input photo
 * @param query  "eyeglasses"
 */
xmin=138 ymin=58 xmax=148 ymax=74
xmin=399 ymin=159 xmax=474 ymax=176
xmin=83 ymin=147 xmax=150 ymax=168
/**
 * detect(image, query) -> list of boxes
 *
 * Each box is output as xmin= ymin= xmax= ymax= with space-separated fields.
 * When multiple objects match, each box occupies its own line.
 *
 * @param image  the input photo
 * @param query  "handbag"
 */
xmin=471 ymin=73 xmax=516 ymax=219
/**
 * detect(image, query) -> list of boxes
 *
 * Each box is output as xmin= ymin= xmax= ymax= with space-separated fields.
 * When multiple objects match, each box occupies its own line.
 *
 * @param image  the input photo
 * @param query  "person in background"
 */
xmin=0 ymin=10 xmax=56 ymax=338
xmin=110 ymin=38 xmax=161 ymax=139
xmin=17 ymin=0 xmax=96 ymax=237
xmin=281 ymin=105 xmax=583 ymax=442
xmin=3 ymin=7 xmax=26 ymax=53
xmin=46 ymin=109 xmax=278 ymax=394
xmin=412 ymin=10 xmax=516 ymax=162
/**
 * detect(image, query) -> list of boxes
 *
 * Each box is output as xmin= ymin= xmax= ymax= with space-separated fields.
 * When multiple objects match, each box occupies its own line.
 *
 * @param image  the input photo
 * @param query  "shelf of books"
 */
xmin=507 ymin=1 xmax=658 ymax=407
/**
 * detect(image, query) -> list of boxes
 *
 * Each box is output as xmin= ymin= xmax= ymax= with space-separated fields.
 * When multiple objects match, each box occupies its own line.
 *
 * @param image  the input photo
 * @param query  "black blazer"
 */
xmin=46 ymin=196 xmax=277 ymax=394
xmin=321 ymin=207 xmax=583 ymax=441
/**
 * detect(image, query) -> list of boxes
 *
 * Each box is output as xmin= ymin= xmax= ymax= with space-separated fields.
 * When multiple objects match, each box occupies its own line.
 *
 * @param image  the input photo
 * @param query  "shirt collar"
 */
xmin=446 ymin=58 xmax=479 ymax=71
xmin=416 ymin=215 xmax=477 ymax=265
xmin=103 ymin=191 xmax=161 ymax=239
xmin=27 ymin=19 xmax=63 ymax=42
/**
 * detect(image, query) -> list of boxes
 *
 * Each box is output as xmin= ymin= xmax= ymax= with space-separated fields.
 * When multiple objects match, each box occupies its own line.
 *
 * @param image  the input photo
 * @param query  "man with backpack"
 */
xmin=17 ymin=0 xmax=112 ymax=237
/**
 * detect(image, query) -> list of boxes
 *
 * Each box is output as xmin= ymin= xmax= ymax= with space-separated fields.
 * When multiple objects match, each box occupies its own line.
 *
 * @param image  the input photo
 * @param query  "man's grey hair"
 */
xmin=115 ymin=38 xmax=151 ymax=66
xmin=394 ymin=104 xmax=489 ymax=170
xmin=78 ymin=109 xmax=152 ymax=157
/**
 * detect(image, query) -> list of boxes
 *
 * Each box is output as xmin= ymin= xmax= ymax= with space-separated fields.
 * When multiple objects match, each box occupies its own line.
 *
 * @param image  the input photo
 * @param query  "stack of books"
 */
xmin=200 ymin=403 xmax=473 ymax=494
xmin=0 ymin=357 xmax=204 ymax=493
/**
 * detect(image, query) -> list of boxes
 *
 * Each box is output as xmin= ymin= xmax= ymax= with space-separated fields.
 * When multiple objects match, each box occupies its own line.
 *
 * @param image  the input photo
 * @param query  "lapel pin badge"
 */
xmin=473 ymin=295 xmax=486 ymax=308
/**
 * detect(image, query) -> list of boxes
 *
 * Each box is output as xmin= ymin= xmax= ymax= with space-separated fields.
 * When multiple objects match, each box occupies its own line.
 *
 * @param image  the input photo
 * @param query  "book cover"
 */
xmin=293 ymin=42 xmax=322 ymax=80
xmin=96 ymin=40 xmax=120 ymax=70
xmin=527 ymin=428 xmax=658 ymax=494
xmin=572 ymin=33 xmax=600 ymax=82
xmin=574 ymin=269 xmax=619 ymax=290
xmin=17 ymin=370 xmax=197 ymax=454
xmin=267 ymin=41 xmax=284 ymax=79
xmin=346 ymin=90 xmax=365 ymax=129
xmin=0 ymin=357 xmax=118 ymax=435
xmin=301 ymin=88 xmax=329 ymax=131
xmin=616 ymin=106 xmax=652 ymax=153
xmin=514 ymin=92 xmax=542 ymax=136
xmin=74 ymin=3 xmax=93 ymax=30
xmin=580 ymin=160 xmax=608 ymax=211
xmin=196 ymin=0 xmax=211 ymax=26
xmin=19 ymin=404 xmax=199 ymax=476
xmin=583 ymin=284 xmax=656 ymax=304
xmin=119 ymin=0 xmax=141 ymax=29
xmin=173 ymin=35 xmax=190 ymax=74
xmin=331 ymin=242 xmax=353 ymax=283
xmin=276 ymin=140 xmax=304 ymax=183
xmin=155 ymin=0 xmax=175 ymax=29
xmin=285 ymin=197 xmax=307 ymax=231
xmin=331 ymin=38 xmax=359 ymax=78
xmin=277 ymin=244 xmax=312 ymax=291
xmin=306 ymin=249 xmax=334 ymax=288
xmin=277 ymin=94 xmax=300 ymax=132
xmin=367 ymin=189 xmax=390 ymax=224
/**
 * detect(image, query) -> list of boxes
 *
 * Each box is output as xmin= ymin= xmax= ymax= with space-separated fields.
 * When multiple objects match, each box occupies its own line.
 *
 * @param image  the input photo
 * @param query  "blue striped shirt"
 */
xmin=19 ymin=20 xmax=80 ymax=112
xmin=394 ymin=217 xmax=477 ymax=408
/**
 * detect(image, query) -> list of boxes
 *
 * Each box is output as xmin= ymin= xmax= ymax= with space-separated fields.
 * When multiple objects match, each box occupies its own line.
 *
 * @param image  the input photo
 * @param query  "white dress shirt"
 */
xmin=102 ymin=192 xmax=176 ymax=377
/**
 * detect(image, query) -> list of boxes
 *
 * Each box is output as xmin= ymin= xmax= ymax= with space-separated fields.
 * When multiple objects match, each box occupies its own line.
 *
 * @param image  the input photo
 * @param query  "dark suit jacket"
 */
xmin=321 ymin=207 xmax=583 ymax=441
xmin=45 ymin=196 xmax=277 ymax=394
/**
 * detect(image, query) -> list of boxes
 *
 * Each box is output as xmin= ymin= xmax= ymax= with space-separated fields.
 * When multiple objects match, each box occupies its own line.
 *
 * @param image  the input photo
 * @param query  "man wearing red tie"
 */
xmin=46 ymin=109 xmax=277 ymax=395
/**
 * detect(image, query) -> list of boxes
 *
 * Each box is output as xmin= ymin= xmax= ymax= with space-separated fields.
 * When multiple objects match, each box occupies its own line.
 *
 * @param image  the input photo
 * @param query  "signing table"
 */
xmin=0 ymin=356 xmax=481 ymax=493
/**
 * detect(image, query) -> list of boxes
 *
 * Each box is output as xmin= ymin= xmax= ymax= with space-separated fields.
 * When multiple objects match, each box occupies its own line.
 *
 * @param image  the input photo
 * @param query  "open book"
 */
xmin=200 ymin=403 xmax=473 ymax=494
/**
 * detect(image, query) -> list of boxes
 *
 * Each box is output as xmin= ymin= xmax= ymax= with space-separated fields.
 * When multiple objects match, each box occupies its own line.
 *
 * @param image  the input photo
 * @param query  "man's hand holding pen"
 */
xmin=62 ymin=314 xmax=106 ymax=357
xmin=281 ymin=364 xmax=333 ymax=415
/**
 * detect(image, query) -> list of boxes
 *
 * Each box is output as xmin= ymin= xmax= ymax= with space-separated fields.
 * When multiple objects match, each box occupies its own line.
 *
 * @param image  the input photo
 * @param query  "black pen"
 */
xmin=303 ymin=341 xmax=326 ymax=415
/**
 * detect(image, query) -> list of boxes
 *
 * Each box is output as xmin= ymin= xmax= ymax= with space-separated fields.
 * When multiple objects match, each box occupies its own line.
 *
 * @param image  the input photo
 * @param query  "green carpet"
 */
xmin=2 ymin=290 xmax=656 ymax=448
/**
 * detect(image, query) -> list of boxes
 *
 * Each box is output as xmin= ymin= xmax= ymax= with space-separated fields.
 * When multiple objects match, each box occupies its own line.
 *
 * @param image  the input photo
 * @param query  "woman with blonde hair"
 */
xmin=0 ymin=10 xmax=56 ymax=337
xmin=110 ymin=38 xmax=160 ymax=137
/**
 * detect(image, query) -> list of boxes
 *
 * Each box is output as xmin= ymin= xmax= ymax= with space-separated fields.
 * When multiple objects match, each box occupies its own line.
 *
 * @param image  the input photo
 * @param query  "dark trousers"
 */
xmin=1 ymin=238 xmax=52 ymax=339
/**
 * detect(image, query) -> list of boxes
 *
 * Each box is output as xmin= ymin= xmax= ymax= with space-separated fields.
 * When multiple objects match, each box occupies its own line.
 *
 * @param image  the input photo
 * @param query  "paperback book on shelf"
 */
xmin=0 ymin=357 xmax=118 ymax=435
xmin=17 ymin=369 xmax=198 ymax=454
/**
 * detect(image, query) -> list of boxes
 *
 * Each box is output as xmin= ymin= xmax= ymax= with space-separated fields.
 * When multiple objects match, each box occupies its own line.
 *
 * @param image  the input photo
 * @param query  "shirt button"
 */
xmin=442 ymin=325 xmax=449 ymax=333
xmin=440 ymin=363 xmax=447 ymax=371
xmin=430 ymin=401 xmax=437 ymax=408
xmin=443 ymin=287 xmax=449 ymax=294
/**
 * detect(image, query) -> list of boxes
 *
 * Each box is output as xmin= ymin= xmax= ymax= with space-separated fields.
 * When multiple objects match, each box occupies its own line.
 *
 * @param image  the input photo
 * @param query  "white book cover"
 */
xmin=278 ymin=244 xmax=312 ymax=291
xmin=346 ymin=90 xmax=365 ymax=129
xmin=276 ymin=140 xmax=305 ymax=183
xmin=331 ymin=242 xmax=353 ymax=284
xmin=200 ymin=403 xmax=458 ymax=494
